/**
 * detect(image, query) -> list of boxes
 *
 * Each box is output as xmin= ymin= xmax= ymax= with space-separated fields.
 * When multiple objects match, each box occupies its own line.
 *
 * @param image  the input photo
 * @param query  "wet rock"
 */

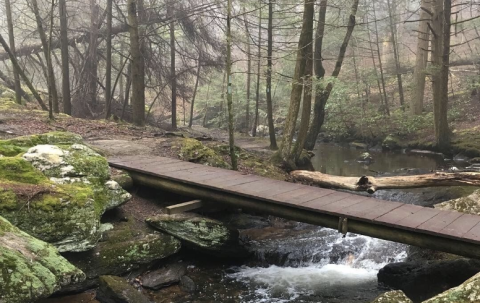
xmin=142 ymin=263 xmax=187 ymax=290
xmin=434 ymin=189 xmax=480 ymax=215
xmin=219 ymin=213 xmax=270 ymax=230
xmin=36 ymin=291 xmax=99 ymax=303
xmin=59 ymin=219 xmax=181 ymax=293
xmin=370 ymin=290 xmax=412 ymax=303
xmin=382 ymin=134 xmax=402 ymax=151
xmin=423 ymin=271 xmax=480 ymax=302
xmin=180 ymin=276 xmax=196 ymax=293
xmin=471 ymin=157 xmax=480 ymax=164
xmin=0 ymin=215 xmax=85 ymax=303
xmin=147 ymin=213 xmax=249 ymax=259
xmin=0 ymin=140 xmax=131 ymax=252
xmin=377 ymin=259 xmax=480 ymax=302
xmin=357 ymin=152 xmax=374 ymax=163
xmin=97 ymin=276 xmax=150 ymax=303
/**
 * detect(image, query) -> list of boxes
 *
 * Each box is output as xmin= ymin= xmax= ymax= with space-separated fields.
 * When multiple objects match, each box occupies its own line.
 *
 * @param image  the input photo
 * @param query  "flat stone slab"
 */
xmin=142 ymin=263 xmax=187 ymax=289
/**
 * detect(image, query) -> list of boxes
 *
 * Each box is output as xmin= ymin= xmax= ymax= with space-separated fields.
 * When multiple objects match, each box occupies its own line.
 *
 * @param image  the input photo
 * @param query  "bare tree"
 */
xmin=266 ymin=0 xmax=277 ymax=149
xmin=4 ymin=0 xmax=21 ymax=104
xmin=59 ymin=0 xmax=71 ymax=115
xmin=226 ymin=0 xmax=237 ymax=170
xmin=128 ymin=0 xmax=145 ymax=126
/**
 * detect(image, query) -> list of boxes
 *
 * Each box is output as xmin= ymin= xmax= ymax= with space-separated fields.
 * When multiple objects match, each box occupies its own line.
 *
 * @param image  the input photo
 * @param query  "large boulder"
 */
xmin=0 ymin=215 xmax=85 ymax=303
xmin=141 ymin=262 xmax=187 ymax=290
xmin=377 ymin=259 xmax=480 ymax=302
xmin=423 ymin=272 xmax=480 ymax=302
xmin=434 ymin=189 xmax=480 ymax=215
xmin=147 ymin=213 xmax=249 ymax=259
xmin=370 ymin=291 xmax=412 ymax=303
xmin=60 ymin=218 xmax=181 ymax=292
xmin=0 ymin=132 xmax=131 ymax=252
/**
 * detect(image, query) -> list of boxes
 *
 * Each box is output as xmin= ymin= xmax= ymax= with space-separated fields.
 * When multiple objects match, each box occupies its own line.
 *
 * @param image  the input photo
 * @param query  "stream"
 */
xmin=221 ymin=143 xmax=470 ymax=302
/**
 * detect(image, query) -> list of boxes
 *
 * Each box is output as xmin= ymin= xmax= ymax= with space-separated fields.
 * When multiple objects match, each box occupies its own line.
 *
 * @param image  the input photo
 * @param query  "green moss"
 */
xmin=451 ymin=128 xmax=480 ymax=158
xmin=67 ymin=145 xmax=110 ymax=182
xmin=0 ymin=215 xmax=85 ymax=303
xmin=0 ymin=188 xmax=18 ymax=211
xmin=0 ymin=132 xmax=83 ymax=157
xmin=178 ymin=138 xmax=230 ymax=169
xmin=0 ymin=157 xmax=47 ymax=184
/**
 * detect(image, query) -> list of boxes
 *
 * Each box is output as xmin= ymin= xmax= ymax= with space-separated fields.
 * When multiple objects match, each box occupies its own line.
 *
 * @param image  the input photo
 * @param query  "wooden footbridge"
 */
xmin=109 ymin=156 xmax=480 ymax=259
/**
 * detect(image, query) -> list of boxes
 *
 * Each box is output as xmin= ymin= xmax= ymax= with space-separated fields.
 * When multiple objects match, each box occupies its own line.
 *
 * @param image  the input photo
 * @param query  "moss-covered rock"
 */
xmin=0 ymin=215 xmax=85 ymax=303
xmin=60 ymin=219 xmax=181 ymax=293
xmin=0 ymin=134 xmax=131 ymax=252
xmin=370 ymin=291 xmax=412 ymax=303
xmin=0 ymin=132 xmax=82 ymax=157
xmin=97 ymin=275 xmax=150 ymax=303
xmin=434 ymin=190 xmax=480 ymax=215
xmin=382 ymin=134 xmax=403 ymax=151
xmin=423 ymin=272 xmax=480 ymax=303
xmin=147 ymin=213 xmax=249 ymax=259
xmin=177 ymin=138 xmax=230 ymax=168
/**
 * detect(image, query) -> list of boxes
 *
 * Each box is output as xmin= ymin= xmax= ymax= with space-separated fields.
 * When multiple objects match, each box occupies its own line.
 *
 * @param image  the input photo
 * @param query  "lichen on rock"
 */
xmin=0 ymin=215 xmax=85 ymax=303
xmin=60 ymin=218 xmax=181 ymax=293
xmin=423 ymin=272 xmax=480 ymax=302
xmin=177 ymin=138 xmax=230 ymax=168
xmin=435 ymin=190 xmax=480 ymax=215
xmin=0 ymin=132 xmax=131 ymax=252
xmin=147 ymin=213 xmax=249 ymax=259
xmin=370 ymin=290 xmax=412 ymax=303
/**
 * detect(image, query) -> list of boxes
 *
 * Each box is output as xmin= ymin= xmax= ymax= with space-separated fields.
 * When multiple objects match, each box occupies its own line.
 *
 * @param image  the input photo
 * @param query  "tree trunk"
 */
xmin=411 ymin=0 xmax=431 ymax=115
xmin=366 ymin=13 xmax=385 ymax=111
xmin=5 ymin=0 xmax=21 ymax=105
xmin=226 ymin=0 xmax=238 ymax=170
xmin=304 ymin=0 xmax=359 ymax=151
xmin=431 ymin=0 xmax=450 ymax=150
xmin=373 ymin=2 xmax=390 ymax=116
xmin=0 ymin=34 xmax=47 ymax=110
xmin=189 ymin=54 xmax=202 ymax=128
xmin=59 ymin=0 xmax=71 ymax=115
xmin=203 ymin=78 xmax=211 ymax=127
xmin=168 ymin=2 xmax=177 ymax=130
xmin=0 ymin=70 xmax=31 ymax=102
xmin=291 ymin=170 xmax=480 ymax=194
xmin=31 ymin=0 xmax=59 ymax=114
xmin=47 ymin=0 xmax=55 ymax=119
xmin=243 ymin=8 xmax=252 ymax=132
xmin=128 ymin=0 xmax=145 ymax=126
xmin=252 ymin=3 xmax=262 ymax=137
xmin=105 ymin=0 xmax=113 ymax=119
xmin=278 ymin=0 xmax=314 ymax=167
xmin=266 ymin=0 xmax=278 ymax=149
xmin=386 ymin=0 xmax=405 ymax=109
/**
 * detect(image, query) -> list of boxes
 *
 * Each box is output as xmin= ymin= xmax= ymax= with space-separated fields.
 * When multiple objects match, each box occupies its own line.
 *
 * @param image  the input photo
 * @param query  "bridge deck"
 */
xmin=109 ymin=155 xmax=480 ymax=258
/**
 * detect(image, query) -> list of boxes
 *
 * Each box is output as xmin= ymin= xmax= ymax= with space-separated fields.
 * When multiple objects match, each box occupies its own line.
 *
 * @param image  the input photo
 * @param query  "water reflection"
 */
xmin=311 ymin=143 xmax=444 ymax=177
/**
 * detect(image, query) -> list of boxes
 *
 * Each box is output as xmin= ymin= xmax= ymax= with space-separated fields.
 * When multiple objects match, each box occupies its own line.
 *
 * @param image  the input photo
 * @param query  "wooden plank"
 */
xmin=374 ymin=204 xmax=423 ymax=226
xmin=360 ymin=201 xmax=404 ymax=221
xmin=146 ymin=161 xmax=199 ymax=174
xmin=417 ymin=210 xmax=463 ymax=234
xmin=198 ymin=172 xmax=249 ymax=185
xmin=255 ymin=182 xmax=305 ymax=199
xmin=300 ymin=192 xmax=352 ymax=209
xmin=320 ymin=195 xmax=371 ymax=214
xmin=166 ymin=200 xmax=203 ymax=214
xmin=441 ymin=213 xmax=480 ymax=238
xmin=111 ymin=156 xmax=180 ymax=167
xmin=212 ymin=175 xmax=265 ymax=190
xmin=225 ymin=179 xmax=282 ymax=195
xmin=342 ymin=198 xmax=386 ymax=218
xmin=273 ymin=186 xmax=335 ymax=204
xmin=395 ymin=207 xmax=442 ymax=229
xmin=164 ymin=167 xmax=222 ymax=180
xmin=462 ymin=222 xmax=480 ymax=243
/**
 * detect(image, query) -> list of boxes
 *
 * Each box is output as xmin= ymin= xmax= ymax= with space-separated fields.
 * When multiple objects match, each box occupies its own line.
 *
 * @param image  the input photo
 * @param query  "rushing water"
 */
xmin=226 ymin=143 xmax=465 ymax=303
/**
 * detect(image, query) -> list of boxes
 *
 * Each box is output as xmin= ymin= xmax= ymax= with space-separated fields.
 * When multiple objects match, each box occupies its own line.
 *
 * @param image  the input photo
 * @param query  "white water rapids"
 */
xmin=227 ymin=228 xmax=407 ymax=302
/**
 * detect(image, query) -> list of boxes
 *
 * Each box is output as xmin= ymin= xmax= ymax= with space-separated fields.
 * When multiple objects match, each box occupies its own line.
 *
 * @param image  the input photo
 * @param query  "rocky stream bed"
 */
xmin=2 ymin=131 xmax=480 ymax=303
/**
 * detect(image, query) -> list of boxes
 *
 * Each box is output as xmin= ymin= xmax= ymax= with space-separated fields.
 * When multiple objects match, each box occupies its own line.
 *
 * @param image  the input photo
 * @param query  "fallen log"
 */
xmin=290 ymin=170 xmax=480 ymax=194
